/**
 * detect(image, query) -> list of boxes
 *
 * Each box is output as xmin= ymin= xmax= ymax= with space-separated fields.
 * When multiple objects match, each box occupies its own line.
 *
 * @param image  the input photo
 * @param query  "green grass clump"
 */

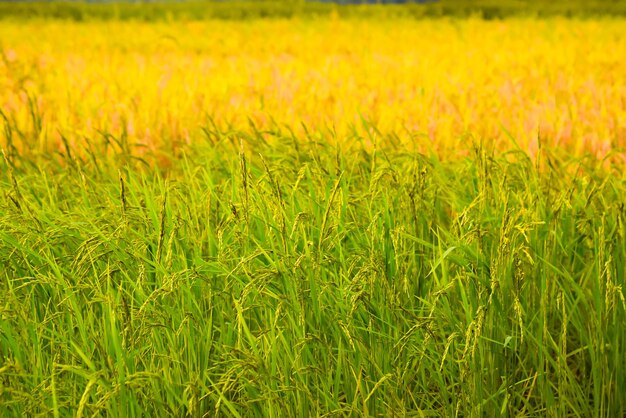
xmin=1 ymin=125 xmax=625 ymax=416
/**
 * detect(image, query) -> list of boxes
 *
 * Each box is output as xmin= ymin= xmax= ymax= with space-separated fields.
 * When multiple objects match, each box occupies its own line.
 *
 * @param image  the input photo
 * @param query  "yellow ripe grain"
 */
xmin=1 ymin=18 xmax=625 ymax=157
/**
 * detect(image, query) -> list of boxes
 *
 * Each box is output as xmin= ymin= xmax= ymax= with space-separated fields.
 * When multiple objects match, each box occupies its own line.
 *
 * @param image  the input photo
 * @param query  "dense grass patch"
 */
xmin=1 ymin=128 xmax=625 ymax=416
xmin=2 ymin=0 xmax=626 ymax=21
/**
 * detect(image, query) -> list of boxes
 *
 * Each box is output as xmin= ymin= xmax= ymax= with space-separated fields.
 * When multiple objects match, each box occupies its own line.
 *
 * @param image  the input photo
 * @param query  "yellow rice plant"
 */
xmin=1 ymin=18 xmax=625 ymax=160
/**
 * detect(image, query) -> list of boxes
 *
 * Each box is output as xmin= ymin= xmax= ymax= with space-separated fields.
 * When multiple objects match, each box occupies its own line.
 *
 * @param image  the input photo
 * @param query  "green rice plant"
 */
xmin=1 ymin=125 xmax=625 ymax=416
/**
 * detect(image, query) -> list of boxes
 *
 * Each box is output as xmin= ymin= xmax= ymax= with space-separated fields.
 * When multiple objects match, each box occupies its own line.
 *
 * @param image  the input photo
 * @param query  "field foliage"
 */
xmin=1 ymin=12 xmax=625 ymax=418
xmin=3 ymin=1 xmax=626 ymax=21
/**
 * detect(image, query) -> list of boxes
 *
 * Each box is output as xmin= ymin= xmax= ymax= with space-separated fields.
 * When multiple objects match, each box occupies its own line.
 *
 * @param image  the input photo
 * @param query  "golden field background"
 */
xmin=1 ymin=18 xmax=625 ymax=158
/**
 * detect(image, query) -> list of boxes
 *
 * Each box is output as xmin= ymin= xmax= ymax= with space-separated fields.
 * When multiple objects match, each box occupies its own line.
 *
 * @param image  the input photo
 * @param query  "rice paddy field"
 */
xmin=1 ymin=4 xmax=625 ymax=417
